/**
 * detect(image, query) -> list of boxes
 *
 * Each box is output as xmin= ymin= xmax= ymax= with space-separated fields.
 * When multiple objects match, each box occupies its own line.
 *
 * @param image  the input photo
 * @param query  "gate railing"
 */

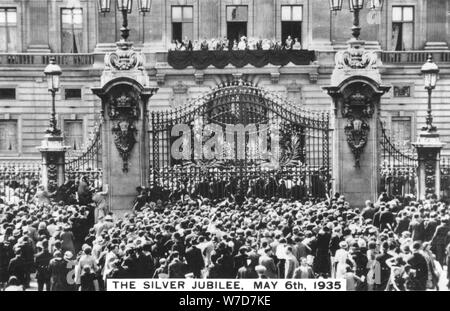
xmin=379 ymin=119 xmax=418 ymax=198
xmin=65 ymin=123 xmax=103 ymax=189
xmin=0 ymin=161 xmax=41 ymax=204
xmin=149 ymin=80 xmax=331 ymax=202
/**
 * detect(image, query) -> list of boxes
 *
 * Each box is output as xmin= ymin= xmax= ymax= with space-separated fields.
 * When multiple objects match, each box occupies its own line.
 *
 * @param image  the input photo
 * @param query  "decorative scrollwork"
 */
xmin=104 ymin=42 xmax=144 ymax=71
xmin=112 ymin=120 xmax=137 ymax=173
xmin=345 ymin=118 xmax=370 ymax=168
xmin=335 ymin=49 xmax=378 ymax=70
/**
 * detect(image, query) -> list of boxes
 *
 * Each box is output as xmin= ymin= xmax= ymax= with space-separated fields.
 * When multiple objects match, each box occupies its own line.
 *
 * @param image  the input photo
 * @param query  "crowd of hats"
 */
xmin=1 ymin=185 xmax=450 ymax=290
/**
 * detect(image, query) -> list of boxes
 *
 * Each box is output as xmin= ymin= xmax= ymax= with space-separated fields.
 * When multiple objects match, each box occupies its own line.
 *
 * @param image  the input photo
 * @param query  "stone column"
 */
xmin=324 ymin=40 xmax=390 ymax=208
xmin=413 ymin=131 xmax=445 ymax=200
xmin=92 ymin=41 xmax=158 ymax=212
xmin=37 ymin=135 xmax=69 ymax=191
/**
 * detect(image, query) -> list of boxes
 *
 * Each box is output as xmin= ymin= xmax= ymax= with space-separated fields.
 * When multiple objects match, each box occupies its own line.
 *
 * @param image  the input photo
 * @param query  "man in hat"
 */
xmin=35 ymin=240 xmax=52 ymax=291
xmin=406 ymin=241 xmax=428 ymax=291
xmin=258 ymin=247 xmax=278 ymax=279
xmin=48 ymin=250 xmax=66 ymax=291
xmin=185 ymin=237 xmax=204 ymax=278
xmin=168 ymin=251 xmax=187 ymax=279
xmin=7 ymin=248 xmax=27 ymax=289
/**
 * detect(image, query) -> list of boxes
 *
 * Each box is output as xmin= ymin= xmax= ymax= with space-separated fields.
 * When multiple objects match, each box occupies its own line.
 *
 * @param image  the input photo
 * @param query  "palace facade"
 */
xmin=0 ymin=0 xmax=450 ymax=160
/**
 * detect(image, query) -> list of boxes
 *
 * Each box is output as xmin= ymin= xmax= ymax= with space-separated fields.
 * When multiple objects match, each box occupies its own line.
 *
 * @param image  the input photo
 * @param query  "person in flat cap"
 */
xmin=34 ymin=240 xmax=52 ymax=291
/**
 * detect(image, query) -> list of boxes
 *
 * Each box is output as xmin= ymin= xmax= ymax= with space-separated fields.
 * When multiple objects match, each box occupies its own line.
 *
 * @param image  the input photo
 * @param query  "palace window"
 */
xmin=65 ymin=88 xmax=82 ymax=100
xmin=226 ymin=5 xmax=248 ymax=44
xmin=0 ymin=88 xmax=16 ymax=100
xmin=64 ymin=120 xmax=83 ymax=151
xmin=281 ymin=5 xmax=302 ymax=47
xmin=61 ymin=8 xmax=83 ymax=53
xmin=0 ymin=8 xmax=17 ymax=52
xmin=392 ymin=6 xmax=414 ymax=51
xmin=171 ymin=6 xmax=193 ymax=42
xmin=0 ymin=120 xmax=18 ymax=152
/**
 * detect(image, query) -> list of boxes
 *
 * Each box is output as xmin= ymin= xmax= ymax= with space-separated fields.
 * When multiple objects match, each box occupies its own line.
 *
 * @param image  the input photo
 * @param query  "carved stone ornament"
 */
xmin=104 ymin=41 xmax=145 ymax=71
xmin=112 ymin=120 xmax=137 ymax=173
xmin=109 ymin=93 xmax=140 ymax=120
xmin=344 ymin=118 xmax=370 ymax=168
xmin=335 ymin=47 xmax=378 ymax=70
xmin=342 ymin=90 xmax=374 ymax=168
xmin=108 ymin=92 xmax=140 ymax=173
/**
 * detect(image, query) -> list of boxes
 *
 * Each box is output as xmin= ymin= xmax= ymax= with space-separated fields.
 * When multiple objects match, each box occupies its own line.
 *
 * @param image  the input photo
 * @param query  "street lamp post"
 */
xmin=329 ymin=0 xmax=383 ymax=41
xmin=421 ymin=55 xmax=440 ymax=132
xmin=97 ymin=0 xmax=152 ymax=41
xmin=44 ymin=57 xmax=62 ymax=136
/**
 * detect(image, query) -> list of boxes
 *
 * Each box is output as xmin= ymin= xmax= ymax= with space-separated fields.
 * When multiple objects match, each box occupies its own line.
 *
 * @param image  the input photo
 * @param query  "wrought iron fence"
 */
xmin=379 ymin=120 xmax=418 ymax=199
xmin=0 ymin=161 xmax=41 ymax=204
xmin=149 ymin=80 xmax=331 ymax=202
xmin=65 ymin=123 xmax=103 ymax=190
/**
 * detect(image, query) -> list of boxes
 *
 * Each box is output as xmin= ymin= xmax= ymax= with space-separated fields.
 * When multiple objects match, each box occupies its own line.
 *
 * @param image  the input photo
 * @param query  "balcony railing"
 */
xmin=381 ymin=51 xmax=450 ymax=64
xmin=0 ymin=53 xmax=96 ymax=66
xmin=0 ymin=50 xmax=449 ymax=68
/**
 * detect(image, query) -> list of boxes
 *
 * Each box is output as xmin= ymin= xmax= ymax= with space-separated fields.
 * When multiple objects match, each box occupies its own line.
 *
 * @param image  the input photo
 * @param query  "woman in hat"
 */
xmin=92 ymin=184 xmax=108 ymax=223
xmin=334 ymin=241 xmax=352 ymax=279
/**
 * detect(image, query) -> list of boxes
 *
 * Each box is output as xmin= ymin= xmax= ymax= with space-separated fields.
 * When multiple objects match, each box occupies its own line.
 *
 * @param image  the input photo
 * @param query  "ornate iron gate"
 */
xmin=149 ymin=80 xmax=331 ymax=201
xmin=65 ymin=123 xmax=103 ymax=189
xmin=379 ymin=119 xmax=418 ymax=198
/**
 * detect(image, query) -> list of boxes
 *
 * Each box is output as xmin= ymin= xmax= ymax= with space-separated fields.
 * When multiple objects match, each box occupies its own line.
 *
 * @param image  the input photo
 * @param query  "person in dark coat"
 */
xmin=406 ymin=242 xmax=429 ymax=291
xmin=0 ymin=239 xmax=14 ymax=287
xmin=48 ymin=251 xmax=67 ymax=291
xmin=77 ymin=176 xmax=92 ymax=206
xmin=409 ymin=213 xmax=425 ymax=242
xmin=168 ymin=251 xmax=187 ymax=278
xmin=424 ymin=213 xmax=439 ymax=242
xmin=395 ymin=211 xmax=410 ymax=235
xmin=7 ymin=248 xmax=27 ymax=288
xmin=184 ymin=238 xmax=204 ymax=278
xmin=233 ymin=246 xmax=248 ymax=276
xmin=237 ymin=258 xmax=258 ymax=279
xmin=375 ymin=242 xmax=392 ymax=291
xmin=313 ymin=227 xmax=332 ymax=277
xmin=431 ymin=218 xmax=450 ymax=266
xmin=135 ymin=244 xmax=155 ymax=278
xmin=379 ymin=207 xmax=396 ymax=231
xmin=34 ymin=241 xmax=52 ymax=291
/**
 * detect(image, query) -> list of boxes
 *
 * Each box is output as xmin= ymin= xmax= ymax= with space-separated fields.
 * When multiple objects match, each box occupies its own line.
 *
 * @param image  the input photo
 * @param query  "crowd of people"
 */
xmin=169 ymin=35 xmax=303 ymax=52
xmin=1 ymin=169 xmax=450 ymax=291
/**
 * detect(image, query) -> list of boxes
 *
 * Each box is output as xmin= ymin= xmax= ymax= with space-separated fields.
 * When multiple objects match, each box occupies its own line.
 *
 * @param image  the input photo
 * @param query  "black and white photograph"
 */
xmin=0 ymin=0 xmax=450 ymax=300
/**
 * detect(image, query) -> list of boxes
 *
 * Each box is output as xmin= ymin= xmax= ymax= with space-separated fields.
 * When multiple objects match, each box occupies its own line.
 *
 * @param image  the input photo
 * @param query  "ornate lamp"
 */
xmin=44 ymin=58 xmax=62 ymax=92
xmin=421 ymin=55 xmax=440 ymax=132
xmin=329 ymin=0 xmax=343 ymax=11
xmin=349 ymin=0 xmax=364 ymax=11
xmin=117 ymin=0 xmax=133 ymax=13
xmin=369 ymin=0 xmax=384 ymax=10
xmin=97 ymin=0 xmax=111 ymax=13
xmin=138 ymin=0 xmax=152 ymax=15
xmin=422 ymin=55 xmax=439 ymax=90
xmin=44 ymin=58 xmax=62 ymax=136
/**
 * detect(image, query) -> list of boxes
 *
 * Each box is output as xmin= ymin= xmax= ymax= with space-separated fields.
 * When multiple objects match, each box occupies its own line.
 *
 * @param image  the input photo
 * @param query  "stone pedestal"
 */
xmin=92 ymin=41 xmax=158 ymax=212
xmin=413 ymin=131 xmax=445 ymax=200
xmin=324 ymin=40 xmax=390 ymax=208
xmin=37 ymin=135 xmax=69 ymax=191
